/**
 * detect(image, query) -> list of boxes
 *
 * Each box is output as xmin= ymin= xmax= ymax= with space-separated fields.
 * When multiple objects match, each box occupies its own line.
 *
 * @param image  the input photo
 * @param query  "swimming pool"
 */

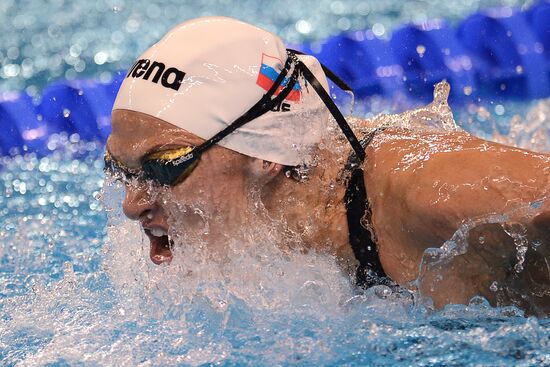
xmin=2 ymin=1 xmax=550 ymax=366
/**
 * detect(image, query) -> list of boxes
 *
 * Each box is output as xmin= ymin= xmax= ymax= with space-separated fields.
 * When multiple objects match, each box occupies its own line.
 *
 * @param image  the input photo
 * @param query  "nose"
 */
xmin=122 ymin=184 xmax=156 ymax=221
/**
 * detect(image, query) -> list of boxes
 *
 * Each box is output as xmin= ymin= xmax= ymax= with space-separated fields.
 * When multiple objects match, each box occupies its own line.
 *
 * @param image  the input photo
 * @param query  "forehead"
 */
xmin=107 ymin=109 xmax=204 ymax=167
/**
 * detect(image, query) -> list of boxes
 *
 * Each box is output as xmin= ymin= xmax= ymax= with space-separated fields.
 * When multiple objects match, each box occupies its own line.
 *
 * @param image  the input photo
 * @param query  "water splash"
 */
xmin=349 ymin=81 xmax=458 ymax=134
xmin=415 ymin=203 xmax=550 ymax=317
xmin=3 ymin=86 xmax=550 ymax=365
xmin=494 ymin=99 xmax=550 ymax=153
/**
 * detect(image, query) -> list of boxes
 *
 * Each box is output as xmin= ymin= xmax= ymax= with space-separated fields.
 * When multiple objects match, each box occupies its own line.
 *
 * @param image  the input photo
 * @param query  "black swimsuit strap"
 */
xmin=344 ymin=128 xmax=390 ymax=288
xmin=345 ymin=168 xmax=388 ymax=287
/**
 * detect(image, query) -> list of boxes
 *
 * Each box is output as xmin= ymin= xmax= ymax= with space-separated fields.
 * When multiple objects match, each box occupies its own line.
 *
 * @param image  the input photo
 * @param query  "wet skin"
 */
xmin=108 ymin=109 xmax=550 ymax=315
xmin=108 ymin=110 xmax=272 ymax=264
xmin=365 ymin=128 xmax=550 ymax=314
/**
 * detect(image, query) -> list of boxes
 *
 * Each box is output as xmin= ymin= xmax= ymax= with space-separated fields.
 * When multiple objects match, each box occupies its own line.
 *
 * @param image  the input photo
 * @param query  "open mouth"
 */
xmin=144 ymin=228 xmax=174 ymax=265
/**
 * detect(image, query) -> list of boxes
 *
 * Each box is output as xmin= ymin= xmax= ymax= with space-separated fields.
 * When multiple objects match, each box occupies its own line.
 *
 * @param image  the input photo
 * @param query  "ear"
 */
xmin=247 ymin=159 xmax=283 ymax=184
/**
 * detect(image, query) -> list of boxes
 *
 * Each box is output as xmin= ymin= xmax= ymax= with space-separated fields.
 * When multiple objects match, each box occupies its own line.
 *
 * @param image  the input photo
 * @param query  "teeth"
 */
xmin=149 ymin=228 xmax=168 ymax=237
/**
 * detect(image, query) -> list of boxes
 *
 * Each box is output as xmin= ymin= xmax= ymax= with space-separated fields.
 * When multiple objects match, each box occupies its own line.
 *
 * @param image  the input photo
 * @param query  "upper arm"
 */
xmin=363 ymin=128 xmax=550 ymax=282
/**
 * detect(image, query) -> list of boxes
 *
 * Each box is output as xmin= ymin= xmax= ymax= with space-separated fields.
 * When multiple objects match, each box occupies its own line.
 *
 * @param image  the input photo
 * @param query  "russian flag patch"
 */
xmin=256 ymin=53 xmax=301 ymax=102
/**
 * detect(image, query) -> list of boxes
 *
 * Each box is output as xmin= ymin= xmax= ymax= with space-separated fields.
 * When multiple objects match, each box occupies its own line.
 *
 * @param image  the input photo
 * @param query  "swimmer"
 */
xmin=106 ymin=16 xmax=550 ymax=315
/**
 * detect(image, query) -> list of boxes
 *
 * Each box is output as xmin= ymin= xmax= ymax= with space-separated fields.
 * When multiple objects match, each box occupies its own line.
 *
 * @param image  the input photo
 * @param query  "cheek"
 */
xmin=166 ymin=160 xmax=248 ymax=212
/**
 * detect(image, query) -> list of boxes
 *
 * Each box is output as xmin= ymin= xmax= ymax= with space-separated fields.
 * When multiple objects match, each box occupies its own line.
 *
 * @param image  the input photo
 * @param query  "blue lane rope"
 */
xmin=1 ymin=1 xmax=549 ymax=156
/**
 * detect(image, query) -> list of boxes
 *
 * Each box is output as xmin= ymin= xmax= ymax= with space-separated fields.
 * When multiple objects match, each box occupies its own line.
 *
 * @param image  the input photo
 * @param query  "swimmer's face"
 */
xmin=107 ymin=110 xmax=270 ymax=265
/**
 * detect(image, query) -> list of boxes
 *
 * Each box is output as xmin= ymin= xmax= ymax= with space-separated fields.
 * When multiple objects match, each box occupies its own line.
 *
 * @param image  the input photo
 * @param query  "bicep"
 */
xmin=365 ymin=129 xmax=550 ymax=281
xmin=368 ymin=129 xmax=550 ymax=230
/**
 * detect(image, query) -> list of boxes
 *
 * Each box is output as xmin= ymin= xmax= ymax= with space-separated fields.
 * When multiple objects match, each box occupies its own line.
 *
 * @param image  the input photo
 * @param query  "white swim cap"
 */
xmin=113 ymin=16 xmax=330 ymax=166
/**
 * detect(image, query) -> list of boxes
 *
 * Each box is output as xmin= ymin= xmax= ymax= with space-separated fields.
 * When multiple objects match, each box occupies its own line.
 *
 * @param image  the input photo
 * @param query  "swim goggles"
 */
xmin=104 ymin=50 xmax=366 ymax=186
xmin=104 ymin=146 xmax=200 ymax=186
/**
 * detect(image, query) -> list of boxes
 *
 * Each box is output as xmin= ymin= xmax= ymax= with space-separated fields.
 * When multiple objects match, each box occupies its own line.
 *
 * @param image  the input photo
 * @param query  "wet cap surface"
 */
xmin=113 ymin=16 xmax=330 ymax=166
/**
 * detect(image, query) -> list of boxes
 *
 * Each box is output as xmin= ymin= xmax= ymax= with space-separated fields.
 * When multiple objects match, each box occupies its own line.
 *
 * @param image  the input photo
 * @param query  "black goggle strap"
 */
xmin=146 ymin=49 xmax=363 ymax=169
xmin=190 ymin=53 xmax=299 ymax=160
xmin=286 ymin=48 xmax=353 ymax=92
xmin=287 ymin=51 xmax=365 ymax=163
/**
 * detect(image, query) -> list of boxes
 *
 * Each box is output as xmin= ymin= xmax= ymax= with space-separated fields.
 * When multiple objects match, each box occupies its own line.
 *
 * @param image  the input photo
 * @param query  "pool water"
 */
xmin=2 ymin=88 xmax=550 ymax=365
xmin=2 ymin=0 xmax=550 ymax=366
xmin=0 ymin=0 xmax=537 ymax=93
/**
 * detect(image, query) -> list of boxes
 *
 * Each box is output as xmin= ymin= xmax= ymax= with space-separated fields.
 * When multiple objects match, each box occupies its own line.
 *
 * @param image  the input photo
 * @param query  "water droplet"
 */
xmin=515 ymin=65 xmax=524 ymax=74
xmin=374 ymin=285 xmax=392 ymax=299
xmin=63 ymin=108 xmax=71 ymax=118
xmin=494 ymin=104 xmax=505 ymax=116
xmin=295 ymin=20 xmax=312 ymax=34
xmin=469 ymin=295 xmax=489 ymax=307
xmin=372 ymin=23 xmax=385 ymax=37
